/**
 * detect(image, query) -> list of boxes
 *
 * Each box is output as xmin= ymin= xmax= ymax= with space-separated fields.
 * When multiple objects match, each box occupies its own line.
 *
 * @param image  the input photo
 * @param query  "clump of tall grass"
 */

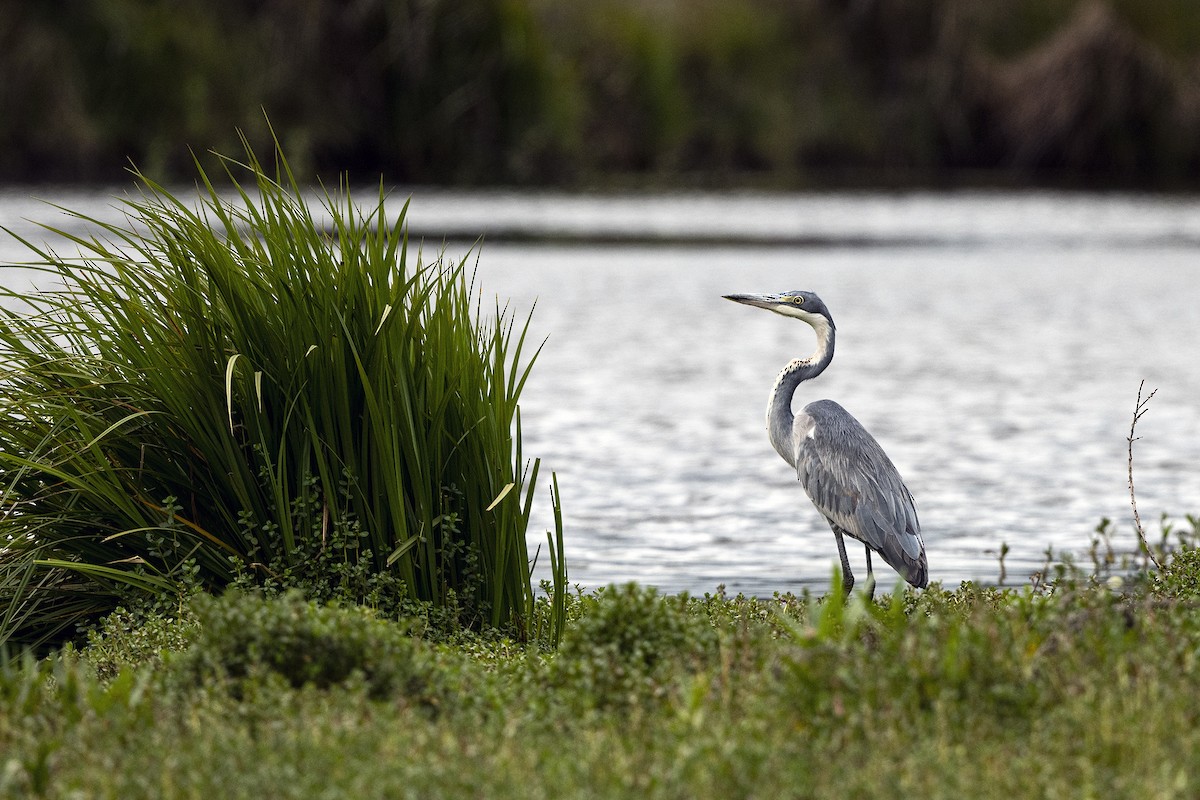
xmin=0 ymin=137 xmax=562 ymax=650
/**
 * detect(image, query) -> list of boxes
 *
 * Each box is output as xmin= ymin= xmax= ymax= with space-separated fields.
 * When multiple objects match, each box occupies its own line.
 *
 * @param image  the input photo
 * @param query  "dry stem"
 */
xmin=1127 ymin=380 xmax=1162 ymax=570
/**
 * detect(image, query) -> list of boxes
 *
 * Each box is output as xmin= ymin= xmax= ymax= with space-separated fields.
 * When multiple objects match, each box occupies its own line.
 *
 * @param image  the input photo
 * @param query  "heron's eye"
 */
xmin=791 ymin=296 xmax=804 ymax=304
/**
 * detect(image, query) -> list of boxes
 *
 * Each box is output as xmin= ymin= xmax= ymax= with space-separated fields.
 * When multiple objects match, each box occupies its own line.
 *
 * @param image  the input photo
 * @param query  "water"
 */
xmin=2 ymin=188 xmax=1199 ymax=595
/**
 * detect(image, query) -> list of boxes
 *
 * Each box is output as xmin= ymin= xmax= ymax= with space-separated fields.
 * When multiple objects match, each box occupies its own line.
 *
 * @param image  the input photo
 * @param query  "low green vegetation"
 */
xmin=2 ymin=532 xmax=1200 ymax=799
xmin=0 ymin=137 xmax=562 ymax=650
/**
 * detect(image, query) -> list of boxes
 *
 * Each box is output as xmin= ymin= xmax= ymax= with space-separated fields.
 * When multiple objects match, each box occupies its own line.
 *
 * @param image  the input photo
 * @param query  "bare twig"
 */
xmin=1127 ymin=380 xmax=1162 ymax=570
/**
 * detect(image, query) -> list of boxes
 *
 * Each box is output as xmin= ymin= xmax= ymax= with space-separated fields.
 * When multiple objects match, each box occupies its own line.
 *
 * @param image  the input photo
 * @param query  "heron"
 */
xmin=724 ymin=290 xmax=928 ymax=598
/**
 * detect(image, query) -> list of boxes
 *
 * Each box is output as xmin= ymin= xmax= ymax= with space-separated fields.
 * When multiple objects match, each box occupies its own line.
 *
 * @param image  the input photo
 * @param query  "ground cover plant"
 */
xmin=3 ymin=530 xmax=1200 ymax=799
xmin=0 ymin=138 xmax=563 ymax=650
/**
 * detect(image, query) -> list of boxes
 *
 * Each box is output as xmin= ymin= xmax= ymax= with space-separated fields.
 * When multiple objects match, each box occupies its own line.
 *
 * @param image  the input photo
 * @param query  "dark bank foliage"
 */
xmin=3 ymin=0 xmax=1200 ymax=187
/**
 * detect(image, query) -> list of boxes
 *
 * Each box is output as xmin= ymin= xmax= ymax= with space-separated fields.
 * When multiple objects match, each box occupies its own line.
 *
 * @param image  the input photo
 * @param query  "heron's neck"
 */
xmin=767 ymin=318 xmax=835 ymax=464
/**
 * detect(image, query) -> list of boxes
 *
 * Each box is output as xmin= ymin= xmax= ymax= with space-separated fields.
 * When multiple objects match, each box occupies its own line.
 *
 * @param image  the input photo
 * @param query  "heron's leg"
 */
xmin=863 ymin=546 xmax=876 ymax=601
xmin=833 ymin=529 xmax=854 ymax=596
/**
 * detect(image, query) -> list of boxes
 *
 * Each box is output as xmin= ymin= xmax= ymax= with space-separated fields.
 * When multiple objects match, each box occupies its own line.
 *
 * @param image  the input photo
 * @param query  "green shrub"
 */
xmin=82 ymin=600 xmax=200 ymax=683
xmin=1152 ymin=543 xmax=1200 ymax=599
xmin=0 ymin=135 xmax=563 ymax=650
xmin=173 ymin=590 xmax=438 ymax=701
xmin=552 ymin=583 xmax=717 ymax=709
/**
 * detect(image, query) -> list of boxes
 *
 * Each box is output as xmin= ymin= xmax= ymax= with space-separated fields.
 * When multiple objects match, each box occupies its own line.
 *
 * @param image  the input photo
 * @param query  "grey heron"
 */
xmin=724 ymin=290 xmax=928 ymax=597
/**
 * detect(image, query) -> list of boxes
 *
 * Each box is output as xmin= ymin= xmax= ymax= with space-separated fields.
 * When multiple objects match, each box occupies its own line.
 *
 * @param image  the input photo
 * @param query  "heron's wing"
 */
xmin=793 ymin=401 xmax=928 ymax=587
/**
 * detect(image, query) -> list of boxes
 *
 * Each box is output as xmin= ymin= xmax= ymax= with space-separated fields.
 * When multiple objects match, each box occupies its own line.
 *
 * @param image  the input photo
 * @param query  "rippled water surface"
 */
xmin=3 ymin=188 xmax=1199 ymax=594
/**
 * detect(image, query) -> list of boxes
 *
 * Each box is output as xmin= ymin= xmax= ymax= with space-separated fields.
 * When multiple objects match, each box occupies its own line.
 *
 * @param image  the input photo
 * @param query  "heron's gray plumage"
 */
xmin=792 ymin=399 xmax=926 ymax=585
xmin=724 ymin=289 xmax=928 ymax=594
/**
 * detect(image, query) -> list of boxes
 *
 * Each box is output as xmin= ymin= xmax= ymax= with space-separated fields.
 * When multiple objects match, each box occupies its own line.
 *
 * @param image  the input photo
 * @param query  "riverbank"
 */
xmin=5 ymin=0 xmax=1200 ymax=189
xmin=3 ymin=544 xmax=1200 ymax=798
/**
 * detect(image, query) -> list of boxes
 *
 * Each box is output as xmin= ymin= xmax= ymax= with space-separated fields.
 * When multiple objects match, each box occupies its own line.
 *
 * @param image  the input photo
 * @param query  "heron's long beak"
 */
xmin=723 ymin=293 xmax=780 ymax=310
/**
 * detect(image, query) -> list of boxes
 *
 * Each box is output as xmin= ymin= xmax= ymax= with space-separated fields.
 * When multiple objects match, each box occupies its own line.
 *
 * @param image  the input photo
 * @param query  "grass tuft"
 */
xmin=0 ymin=135 xmax=564 ymax=649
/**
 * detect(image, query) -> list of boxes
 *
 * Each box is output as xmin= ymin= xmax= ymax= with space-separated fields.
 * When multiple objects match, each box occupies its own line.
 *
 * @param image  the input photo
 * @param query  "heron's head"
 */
xmin=722 ymin=290 xmax=836 ymax=332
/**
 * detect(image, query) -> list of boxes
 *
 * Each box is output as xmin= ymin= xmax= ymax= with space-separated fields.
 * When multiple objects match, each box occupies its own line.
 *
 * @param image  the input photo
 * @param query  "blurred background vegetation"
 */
xmin=2 ymin=0 xmax=1200 ymax=188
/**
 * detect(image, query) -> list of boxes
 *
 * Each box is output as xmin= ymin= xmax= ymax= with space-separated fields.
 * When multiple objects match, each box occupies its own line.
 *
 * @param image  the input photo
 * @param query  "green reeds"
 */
xmin=0 ymin=137 xmax=562 ymax=649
